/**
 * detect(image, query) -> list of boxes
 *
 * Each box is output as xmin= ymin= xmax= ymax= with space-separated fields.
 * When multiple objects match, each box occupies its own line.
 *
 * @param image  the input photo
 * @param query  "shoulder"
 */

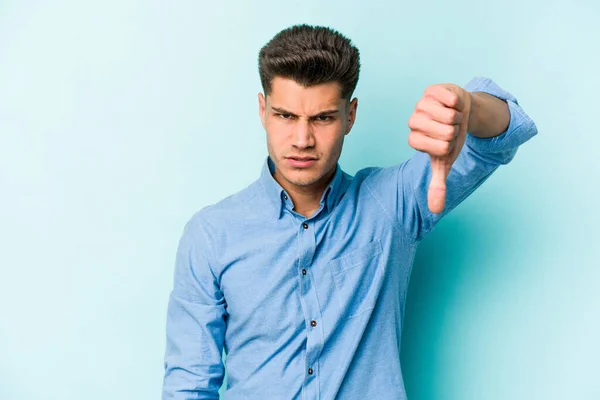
xmin=184 ymin=178 xmax=263 ymax=235
xmin=353 ymin=164 xmax=405 ymax=190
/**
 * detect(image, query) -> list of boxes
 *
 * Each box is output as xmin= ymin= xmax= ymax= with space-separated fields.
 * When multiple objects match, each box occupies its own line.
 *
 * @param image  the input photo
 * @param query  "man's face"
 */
xmin=258 ymin=77 xmax=357 ymax=191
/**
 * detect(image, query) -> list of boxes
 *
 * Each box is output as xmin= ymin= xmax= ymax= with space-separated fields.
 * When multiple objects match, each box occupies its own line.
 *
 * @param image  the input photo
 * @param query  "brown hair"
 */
xmin=258 ymin=24 xmax=360 ymax=101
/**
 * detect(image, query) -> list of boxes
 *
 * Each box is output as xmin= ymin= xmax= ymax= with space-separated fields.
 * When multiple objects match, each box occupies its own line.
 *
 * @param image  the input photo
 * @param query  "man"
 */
xmin=162 ymin=24 xmax=537 ymax=399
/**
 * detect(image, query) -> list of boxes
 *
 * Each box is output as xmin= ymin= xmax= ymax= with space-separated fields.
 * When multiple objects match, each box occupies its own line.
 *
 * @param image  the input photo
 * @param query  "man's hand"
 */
xmin=407 ymin=84 xmax=472 ymax=214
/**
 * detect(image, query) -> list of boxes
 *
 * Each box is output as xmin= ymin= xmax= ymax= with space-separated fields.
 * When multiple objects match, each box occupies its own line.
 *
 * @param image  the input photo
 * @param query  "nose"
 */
xmin=292 ymin=119 xmax=315 ymax=149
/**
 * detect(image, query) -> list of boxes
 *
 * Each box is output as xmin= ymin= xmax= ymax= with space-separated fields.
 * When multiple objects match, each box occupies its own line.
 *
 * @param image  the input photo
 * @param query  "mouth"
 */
xmin=287 ymin=156 xmax=318 ymax=161
xmin=286 ymin=156 xmax=318 ymax=168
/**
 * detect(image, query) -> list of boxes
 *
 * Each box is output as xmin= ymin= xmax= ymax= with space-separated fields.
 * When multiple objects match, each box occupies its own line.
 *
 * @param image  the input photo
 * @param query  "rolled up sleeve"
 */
xmin=464 ymin=76 xmax=538 ymax=160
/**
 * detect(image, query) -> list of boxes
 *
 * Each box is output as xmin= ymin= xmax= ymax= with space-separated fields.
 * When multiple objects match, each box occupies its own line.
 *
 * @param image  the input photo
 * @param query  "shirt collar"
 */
xmin=259 ymin=155 xmax=345 ymax=219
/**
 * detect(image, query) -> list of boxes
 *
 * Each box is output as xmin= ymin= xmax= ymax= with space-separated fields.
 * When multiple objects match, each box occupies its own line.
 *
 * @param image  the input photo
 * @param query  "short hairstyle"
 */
xmin=258 ymin=24 xmax=361 ymax=101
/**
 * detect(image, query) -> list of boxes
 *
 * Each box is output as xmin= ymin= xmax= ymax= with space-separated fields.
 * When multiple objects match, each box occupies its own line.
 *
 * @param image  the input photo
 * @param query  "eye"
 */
xmin=277 ymin=113 xmax=293 ymax=120
xmin=316 ymin=115 xmax=332 ymax=122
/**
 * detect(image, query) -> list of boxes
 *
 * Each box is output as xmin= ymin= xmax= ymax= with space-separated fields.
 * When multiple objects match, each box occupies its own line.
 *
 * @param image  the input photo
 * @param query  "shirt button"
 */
xmin=303 ymin=223 xmax=308 ymax=230
xmin=302 ymin=268 xmax=306 ymax=275
xmin=283 ymin=194 xmax=288 ymax=200
xmin=310 ymin=320 xmax=317 ymax=327
xmin=308 ymin=368 xmax=313 ymax=375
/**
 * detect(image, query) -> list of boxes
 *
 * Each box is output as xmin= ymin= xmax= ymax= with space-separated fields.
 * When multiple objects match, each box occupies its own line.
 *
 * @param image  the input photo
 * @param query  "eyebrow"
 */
xmin=271 ymin=107 xmax=340 ymax=118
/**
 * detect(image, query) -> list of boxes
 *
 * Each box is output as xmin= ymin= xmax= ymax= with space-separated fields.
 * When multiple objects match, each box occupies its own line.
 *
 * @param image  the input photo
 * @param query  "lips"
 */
xmin=287 ymin=156 xmax=317 ymax=161
xmin=286 ymin=157 xmax=317 ymax=168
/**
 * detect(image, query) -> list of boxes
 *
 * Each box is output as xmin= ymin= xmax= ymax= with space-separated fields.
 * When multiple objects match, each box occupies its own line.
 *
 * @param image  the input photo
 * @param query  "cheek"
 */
xmin=324 ymin=127 xmax=345 ymax=149
xmin=265 ymin=128 xmax=287 ymax=154
xmin=265 ymin=118 xmax=289 ymax=136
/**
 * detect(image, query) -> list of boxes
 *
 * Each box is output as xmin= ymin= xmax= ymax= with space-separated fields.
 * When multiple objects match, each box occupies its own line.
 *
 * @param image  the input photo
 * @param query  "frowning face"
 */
xmin=258 ymin=77 xmax=357 ymax=192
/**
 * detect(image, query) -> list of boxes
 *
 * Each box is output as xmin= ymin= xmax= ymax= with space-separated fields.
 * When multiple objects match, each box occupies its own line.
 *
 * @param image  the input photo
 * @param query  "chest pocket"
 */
xmin=329 ymin=239 xmax=384 ymax=319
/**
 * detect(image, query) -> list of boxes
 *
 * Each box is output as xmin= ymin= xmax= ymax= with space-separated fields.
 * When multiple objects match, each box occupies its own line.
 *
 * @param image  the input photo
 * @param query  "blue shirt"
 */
xmin=162 ymin=77 xmax=538 ymax=399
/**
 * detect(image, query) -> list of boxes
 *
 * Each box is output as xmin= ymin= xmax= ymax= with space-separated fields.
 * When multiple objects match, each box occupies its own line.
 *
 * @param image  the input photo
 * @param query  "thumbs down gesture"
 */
xmin=407 ymin=84 xmax=472 ymax=214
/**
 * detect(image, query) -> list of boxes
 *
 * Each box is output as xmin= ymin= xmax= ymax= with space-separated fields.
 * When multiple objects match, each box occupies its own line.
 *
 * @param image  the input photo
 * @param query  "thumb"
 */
xmin=428 ymin=156 xmax=450 ymax=214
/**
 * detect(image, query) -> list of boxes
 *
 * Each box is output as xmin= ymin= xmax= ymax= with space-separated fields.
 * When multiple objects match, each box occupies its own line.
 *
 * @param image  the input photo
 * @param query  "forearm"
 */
xmin=467 ymin=91 xmax=511 ymax=139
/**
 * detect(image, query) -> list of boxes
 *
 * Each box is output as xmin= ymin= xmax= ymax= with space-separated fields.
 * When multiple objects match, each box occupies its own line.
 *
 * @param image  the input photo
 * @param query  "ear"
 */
xmin=258 ymin=92 xmax=266 ymax=129
xmin=345 ymin=97 xmax=358 ymax=135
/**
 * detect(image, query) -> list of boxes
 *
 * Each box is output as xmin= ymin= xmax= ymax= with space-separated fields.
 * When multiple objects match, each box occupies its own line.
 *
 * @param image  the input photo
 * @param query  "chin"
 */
xmin=287 ymin=171 xmax=325 ymax=187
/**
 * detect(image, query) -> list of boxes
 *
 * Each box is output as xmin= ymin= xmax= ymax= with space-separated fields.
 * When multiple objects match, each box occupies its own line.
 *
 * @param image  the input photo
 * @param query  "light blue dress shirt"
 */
xmin=162 ymin=77 xmax=538 ymax=399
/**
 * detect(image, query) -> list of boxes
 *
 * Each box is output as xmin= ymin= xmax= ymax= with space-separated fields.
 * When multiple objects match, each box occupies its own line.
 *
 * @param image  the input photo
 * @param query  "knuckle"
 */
xmin=444 ymin=125 xmax=456 ymax=140
xmin=448 ymin=92 xmax=459 ymax=108
xmin=447 ymin=110 xmax=459 ymax=124
xmin=424 ymin=85 xmax=437 ymax=97
xmin=408 ymin=113 xmax=421 ymax=129
xmin=439 ymin=141 xmax=451 ymax=156
xmin=407 ymin=132 xmax=419 ymax=148
xmin=407 ymin=114 xmax=416 ymax=129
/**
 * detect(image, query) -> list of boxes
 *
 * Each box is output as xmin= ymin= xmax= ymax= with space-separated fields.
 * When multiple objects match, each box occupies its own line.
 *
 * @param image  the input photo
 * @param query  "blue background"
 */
xmin=1 ymin=1 xmax=599 ymax=399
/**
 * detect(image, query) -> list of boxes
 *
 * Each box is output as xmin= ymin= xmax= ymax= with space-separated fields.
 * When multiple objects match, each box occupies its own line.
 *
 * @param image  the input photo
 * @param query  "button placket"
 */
xmin=298 ymin=218 xmax=321 ymax=397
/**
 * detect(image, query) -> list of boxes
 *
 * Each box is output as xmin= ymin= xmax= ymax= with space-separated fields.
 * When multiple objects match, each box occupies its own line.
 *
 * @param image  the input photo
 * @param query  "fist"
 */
xmin=407 ymin=84 xmax=472 ymax=214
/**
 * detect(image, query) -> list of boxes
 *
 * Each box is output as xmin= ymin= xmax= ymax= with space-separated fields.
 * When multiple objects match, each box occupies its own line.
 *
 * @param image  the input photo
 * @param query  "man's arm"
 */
xmin=364 ymin=77 xmax=538 ymax=241
xmin=468 ymin=90 xmax=511 ymax=139
xmin=162 ymin=214 xmax=227 ymax=400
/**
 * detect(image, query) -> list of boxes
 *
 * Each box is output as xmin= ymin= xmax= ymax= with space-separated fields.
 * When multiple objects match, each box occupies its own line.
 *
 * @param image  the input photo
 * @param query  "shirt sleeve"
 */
xmin=162 ymin=214 xmax=228 ymax=400
xmin=364 ymin=76 xmax=538 ymax=242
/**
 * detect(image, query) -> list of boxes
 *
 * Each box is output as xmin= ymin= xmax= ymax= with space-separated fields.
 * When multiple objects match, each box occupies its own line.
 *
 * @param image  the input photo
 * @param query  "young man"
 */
xmin=162 ymin=24 xmax=537 ymax=399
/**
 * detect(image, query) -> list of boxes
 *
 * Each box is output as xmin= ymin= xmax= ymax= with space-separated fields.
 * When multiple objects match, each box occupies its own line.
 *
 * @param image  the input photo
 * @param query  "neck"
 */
xmin=273 ymin=166 xmax=336 ymax=218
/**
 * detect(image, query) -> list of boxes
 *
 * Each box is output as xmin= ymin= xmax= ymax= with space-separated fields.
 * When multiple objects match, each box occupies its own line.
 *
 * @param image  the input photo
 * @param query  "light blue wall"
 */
xmin=1 ymin=1 xmax=598 ymax=399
